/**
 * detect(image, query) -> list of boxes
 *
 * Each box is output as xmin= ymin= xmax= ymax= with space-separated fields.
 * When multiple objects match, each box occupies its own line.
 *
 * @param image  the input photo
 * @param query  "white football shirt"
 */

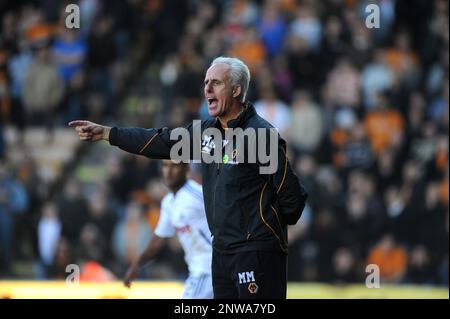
xmin=155 ymin=180 xmax=212 ymax=276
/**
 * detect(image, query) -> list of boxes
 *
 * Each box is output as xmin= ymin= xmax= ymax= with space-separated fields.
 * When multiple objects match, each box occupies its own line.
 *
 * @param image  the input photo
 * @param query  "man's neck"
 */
xmin=170 ymin=180 xmax=187 ymax=195
xmin=218 ymin=101 xmax=244 ymax=128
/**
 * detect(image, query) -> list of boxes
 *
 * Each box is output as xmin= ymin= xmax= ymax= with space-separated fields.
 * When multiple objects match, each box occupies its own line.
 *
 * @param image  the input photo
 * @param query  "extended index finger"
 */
xmin=68 ymin=120 xmax=90 ymax=127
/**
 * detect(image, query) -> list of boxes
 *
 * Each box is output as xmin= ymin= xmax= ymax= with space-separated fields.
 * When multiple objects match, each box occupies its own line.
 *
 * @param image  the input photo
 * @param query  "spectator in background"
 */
xmin=52 ymin=27 xmax=87 ymax=85
xmin=376 ymin=150 xmax=400 ymax=192
xmin=285 ymin=32 xmax=320 ymax=92
xmin=318 ymin=16 xmax=346 ymax=80
xmin=325 ymin=57 xmax=361 ymax=109
xmin=405 ymin=245 xmax=436 ymax=284
xmin=289 ymin=4 xmax=322 ymax=52
xmin=311 ymin=206 xmax=340 ymax=282
xmin=294 ymin=155 xmax=320 ymax=210
xmin=439 ymin=166 xmax=449 ymax=208
xmin=0 ymin=163 xmax=28 ymax=276
xmin=258 ymin=1 xmax=287 ymax=58
xmin=37 ymin=201 xmax=61 ymax=278
xmin=0 ymin=124 xmax=4 ymax=160
xmin=173 ymin=49 xmax=204 ymax=114
xmin=429 ymin=77 xmax=449 ymax=124
xmin=340 ymin=123 xmax=374 ymax=171
xmin=288 ymin=90 xmax=323 ymax=154
xmin=87 ymin=190 xmax=117 ymax=251
xmin=52 ymin=24 xmax=88 ymax=122
xmin=79 ymin=258 xmax=116 ymax=282
xmin=47 ymin=238 xmax=75 ymax=279
xmin=224 ymin=0 xmax=259 ymax=26
xmin=271 ymin=56 xmax=294 ymax=102
xmin=228 ymin=27 xmax=266 ymax=74
xmin=22 ymin=40 xmax=64 ymax=134
xmin=364 ymin=92 xmax=404 ymax=155
xmin=1 ymin=12 xmax=17 ymax=54
xmin=391 ymin=160 xmax=425 ymax=243
xmin=331 ymin=247 xmax=359 ymax=285
xmin=112 ymin=201 xmax=153 ymax=272
xmin=329 ymin=105 xmax=358 ymax=168
xmin=77 ymin=223 xmax=110 ymax=270
xmin=383 ymin=32 xmax=420 ymax=88
xmin=16 ymin=157 xmax=43 ymax=212
xmin=254 ymin=81 xmax=292 ymax=137
xmin=7 ymin=36 xmax=33 ymax=132
xmin=406 ymin=91 xmax=427 ymax=139
xmin=0 ymin=49 xmax=7 ymax=158
xmin=106 ymin=155 xmax=131 ymax=206
xmin=86 ymin=15 xmax=117 ymax=115
xmin=426 ymin=49 xmax=448 ymax=97
xmin=344 ymin=173 xmax=386 ymax=253
xmin=418 ymin=182 xmax=448 ymax=258
xmin=344 ymin=191 xmax=370 ymax=248
xmin=57 ymin=178 xmax=89 ymax=246
xmin=361 ymin=49 xmax=394 ymax=110
xmin=439 ymin=255 xmax=449 ymax=286
xmin=110 ymin=154 xmax=160 ymax=206
xmin=367 ymin=233 xmax=408 ymax=283
xmin=223 ymin=0 xmax=259 ymax=31
xmin=343 ymin=9 xmax=373 ymax=68
xmin=287 ymin=203 xmax=313 ymax=281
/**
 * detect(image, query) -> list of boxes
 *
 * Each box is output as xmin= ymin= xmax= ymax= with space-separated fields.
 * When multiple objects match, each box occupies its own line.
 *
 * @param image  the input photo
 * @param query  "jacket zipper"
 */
xmin=212 ymin=162 xmax=220 ymax=236
xmin=212 ymin=130 xmax=222 ymax=240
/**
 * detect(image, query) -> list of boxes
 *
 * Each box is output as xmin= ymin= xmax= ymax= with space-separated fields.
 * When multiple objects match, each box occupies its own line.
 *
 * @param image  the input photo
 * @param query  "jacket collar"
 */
xmin=214 ymin=101 xmax=256 ymax=129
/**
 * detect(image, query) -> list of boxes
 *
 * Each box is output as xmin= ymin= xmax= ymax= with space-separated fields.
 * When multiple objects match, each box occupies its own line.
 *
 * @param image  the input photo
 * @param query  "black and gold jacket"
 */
xmin=109 ymin=102 xmax=308 ymax=254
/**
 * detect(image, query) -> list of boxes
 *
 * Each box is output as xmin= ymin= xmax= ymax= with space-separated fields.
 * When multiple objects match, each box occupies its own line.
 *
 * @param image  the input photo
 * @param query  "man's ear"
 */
xmin=232 ymin=85 xmax=241 ymax=98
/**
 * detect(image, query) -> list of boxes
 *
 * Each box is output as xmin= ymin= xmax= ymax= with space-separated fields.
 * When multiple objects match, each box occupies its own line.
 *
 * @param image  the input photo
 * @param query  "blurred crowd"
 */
xmin=0 ymin=0 xmax=448 ymax=286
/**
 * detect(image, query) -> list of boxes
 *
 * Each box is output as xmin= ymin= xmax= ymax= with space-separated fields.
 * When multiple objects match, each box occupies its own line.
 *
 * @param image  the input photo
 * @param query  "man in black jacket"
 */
xmin=69 ymin=56 xmax=308 ymax=298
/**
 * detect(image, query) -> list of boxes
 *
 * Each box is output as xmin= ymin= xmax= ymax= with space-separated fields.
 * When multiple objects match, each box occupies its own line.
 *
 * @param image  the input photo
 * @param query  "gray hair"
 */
xmin=210 ymin=56 xmax=250 ymax=102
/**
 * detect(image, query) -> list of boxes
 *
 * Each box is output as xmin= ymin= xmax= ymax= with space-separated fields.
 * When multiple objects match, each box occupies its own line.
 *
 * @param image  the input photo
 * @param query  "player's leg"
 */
xmin=231 ymin=250 xmax=287 ymax=299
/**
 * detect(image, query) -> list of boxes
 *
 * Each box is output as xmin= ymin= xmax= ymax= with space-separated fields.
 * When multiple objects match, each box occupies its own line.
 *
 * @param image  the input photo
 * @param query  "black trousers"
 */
xmin=212 ymin=249 xmax=287 ymax=299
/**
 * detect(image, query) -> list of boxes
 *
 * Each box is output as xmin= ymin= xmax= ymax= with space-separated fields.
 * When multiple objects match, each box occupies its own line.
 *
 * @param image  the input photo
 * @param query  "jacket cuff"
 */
xmin=109 ymin=127 xmax=118 ymax=146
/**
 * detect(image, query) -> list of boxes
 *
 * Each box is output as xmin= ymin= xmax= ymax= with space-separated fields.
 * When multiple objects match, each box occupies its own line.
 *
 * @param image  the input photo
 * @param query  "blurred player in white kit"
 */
xmin=123 ymin=160 xmax=213 ymax=299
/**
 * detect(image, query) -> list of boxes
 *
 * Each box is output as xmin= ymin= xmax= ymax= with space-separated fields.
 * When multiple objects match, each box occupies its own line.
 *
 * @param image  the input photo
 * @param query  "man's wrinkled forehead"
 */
xmin=205 ymin=63 xmax=231 ymax=82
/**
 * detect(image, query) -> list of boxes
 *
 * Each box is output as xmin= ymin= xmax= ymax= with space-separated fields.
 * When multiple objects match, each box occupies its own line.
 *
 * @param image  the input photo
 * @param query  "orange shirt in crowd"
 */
xmin=280 ymin=0 xmax=297 ymax=12
xmin=364 ymin=109 xmax=404 ymax=154
xmin=367 ymin=244 xmax=408 ymax=282
xmin=26 ymin=23 xmax=54 ymax=42
xmin=440 ymin=177 xmax=449 ymax=207
xmin=228 ymin=39 xmax=266 ymax=74
xmin=436 ymin=149 xmax=449 ymax=172
xmin=384 ymin=49 xmax=418 ymax=75
xmin=80 ymin=261 xmax=116 ymax=282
